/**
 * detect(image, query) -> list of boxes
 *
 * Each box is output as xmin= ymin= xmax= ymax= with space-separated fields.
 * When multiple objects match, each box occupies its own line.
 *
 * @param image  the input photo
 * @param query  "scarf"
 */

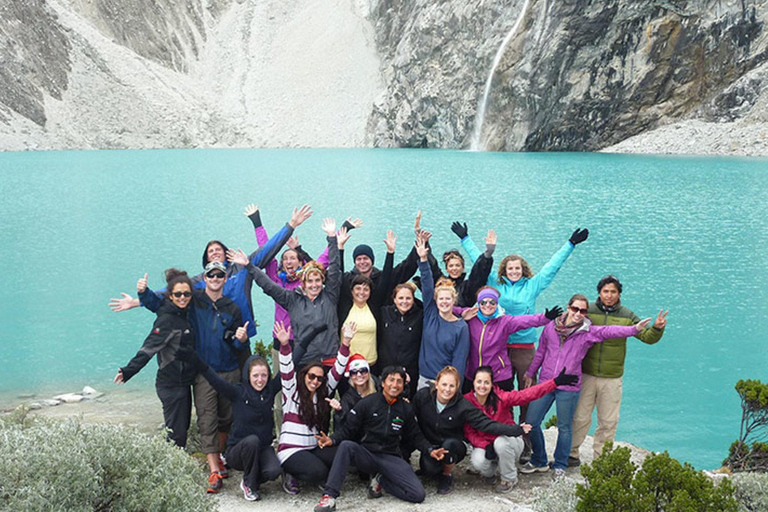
xmin=278 ymin=265 xmax=302 ymax=285
xmin=477 ymin=305 xmax=503 ymax=323
xmin=596 ymin=298 xmax=621 ymax=313
xmin=554 ymin=312 xmax=584 ymax=343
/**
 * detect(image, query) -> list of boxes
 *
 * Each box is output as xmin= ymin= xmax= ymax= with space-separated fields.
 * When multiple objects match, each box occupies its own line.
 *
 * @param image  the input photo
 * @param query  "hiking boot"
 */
xmin=568 ymin=456 xmax=581 ymax=467
xmin=519 ymin=462 xmax=549 ymax=474
xmin=437 ymin=474 xmax=454 ymax=494
xmin=553 ymin=468 xmax=566 ymax=479
xmin=314 ymin=494 xmax=336 ymax=512
xmin=482 ymin=475 xmax=496 ymax=485
xmin=206 ymin=471 xmax=223 ymax=494
xmin=282 ymin=472 xmax=299 ymax=495
xmin=367 ymin=473 xmax=383 ymax=499
xmin=218 ymin=454 xmax=230 ymax=478
xmin=495 ymin=479 xmax=517 ymax=493
xmin=240 ymin=480 xmax=260 ymax=501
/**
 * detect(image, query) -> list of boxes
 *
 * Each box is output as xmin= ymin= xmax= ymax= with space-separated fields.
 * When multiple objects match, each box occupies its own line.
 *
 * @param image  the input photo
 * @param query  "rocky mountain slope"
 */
xmin=1 ymin=0 xmax=766 ymax=154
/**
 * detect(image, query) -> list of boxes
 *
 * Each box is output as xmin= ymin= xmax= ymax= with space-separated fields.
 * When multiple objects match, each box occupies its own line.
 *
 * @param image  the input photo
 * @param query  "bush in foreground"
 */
xmin=0 ymin=409 xmax=214 ymax=512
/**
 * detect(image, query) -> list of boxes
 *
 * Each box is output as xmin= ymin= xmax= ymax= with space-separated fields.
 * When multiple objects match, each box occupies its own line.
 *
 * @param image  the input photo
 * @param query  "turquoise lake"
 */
xmin=0 ymin=148 xmax=766 ymax=470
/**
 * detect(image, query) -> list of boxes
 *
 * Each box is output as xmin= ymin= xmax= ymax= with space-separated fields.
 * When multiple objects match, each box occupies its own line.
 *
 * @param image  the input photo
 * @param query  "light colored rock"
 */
xmin=53 ymin=393 xmax=84 ymax=403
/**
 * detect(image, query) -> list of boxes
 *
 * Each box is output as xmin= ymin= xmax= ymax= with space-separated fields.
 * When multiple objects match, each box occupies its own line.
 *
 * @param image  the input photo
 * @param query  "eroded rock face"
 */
xmin=0 ymin=0 xmax=71 ymax=126
xmin=366 ymin=0 xmax=768 ymax=151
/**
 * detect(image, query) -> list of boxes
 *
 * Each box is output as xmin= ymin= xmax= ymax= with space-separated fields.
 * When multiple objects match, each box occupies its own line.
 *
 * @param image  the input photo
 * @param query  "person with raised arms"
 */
xmin=376 ymin=281 xmax=422 ymax=399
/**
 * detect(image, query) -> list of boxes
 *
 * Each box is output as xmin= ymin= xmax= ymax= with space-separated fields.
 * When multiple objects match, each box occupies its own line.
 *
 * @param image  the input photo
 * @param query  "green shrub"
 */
xmin=533 ymin=476 xmax=578 ymax=512
xmin=544 ymin=414 xmax=558 ymax=429
xmin=726 ymin=379 xmax=768 ymax=472
xmin=0 ymin=409 xmax=215 ymax=512
xmin=576 ymin=443 xmax=737 ymax=512
xmin=732 ymin=471 xmax=768 ymax=512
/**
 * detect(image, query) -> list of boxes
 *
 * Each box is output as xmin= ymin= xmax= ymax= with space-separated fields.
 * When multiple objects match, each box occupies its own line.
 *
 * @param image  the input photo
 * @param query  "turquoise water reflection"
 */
xmin=0 ymin=148 xmax=766 ymax=469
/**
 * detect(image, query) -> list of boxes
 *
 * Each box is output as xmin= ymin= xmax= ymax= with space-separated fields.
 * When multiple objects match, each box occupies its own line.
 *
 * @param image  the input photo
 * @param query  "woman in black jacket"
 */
xmin=182 ymin=351 xmax=281 ymax=502
xmin=114 ymin=269 xmax=197 ymax=449
xmin=412 ymin=366 xmax=525 ymax=495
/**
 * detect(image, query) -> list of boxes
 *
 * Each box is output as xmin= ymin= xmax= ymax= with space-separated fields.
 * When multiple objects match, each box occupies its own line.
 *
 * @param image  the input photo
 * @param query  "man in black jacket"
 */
xmin=313 ymin=366 xmax=447 ymax=512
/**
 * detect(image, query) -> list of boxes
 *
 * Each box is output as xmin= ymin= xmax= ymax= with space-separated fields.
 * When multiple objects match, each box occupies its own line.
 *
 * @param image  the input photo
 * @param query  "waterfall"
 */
xmin=469 ymin=0 xmax=532 ymax=151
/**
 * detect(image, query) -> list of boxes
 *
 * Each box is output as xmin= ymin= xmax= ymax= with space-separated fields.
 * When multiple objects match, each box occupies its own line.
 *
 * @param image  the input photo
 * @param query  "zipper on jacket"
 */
xmin=596 ymin=311 xmax=608 ymax=374
xmin=478 ymin=323 xmax=488 ymax=366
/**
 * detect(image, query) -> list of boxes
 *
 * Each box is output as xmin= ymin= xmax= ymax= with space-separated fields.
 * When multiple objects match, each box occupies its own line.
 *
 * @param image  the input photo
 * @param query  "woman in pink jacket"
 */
xmin=520 ymin=294 xmax=650 ymax=477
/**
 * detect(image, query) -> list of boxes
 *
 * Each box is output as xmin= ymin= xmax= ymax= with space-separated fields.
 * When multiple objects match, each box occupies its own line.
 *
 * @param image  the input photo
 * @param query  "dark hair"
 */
xmin=296 ymin=363 xmax=330 ymax=432
xmin=248 ymin=356 xmax=270 ymax=376
xmin=568 ymin=294 xmax=589 ymax=307
xmin=442 ymin=250 xmax=465 ymax=266
xmin=164 ymin=268 xmax=193 ymax=298
xmin=350 ymin=274 xmax=373 ymax=292
xmin=473 ymin=366 xmax=499 ymax=414
xmin=381 ymin=365 xmax=407 ymax=383
xmin=597 ymin=275 xmax=623 ymax=294
xmin=202 ymin=240 xmax=229 ymax=268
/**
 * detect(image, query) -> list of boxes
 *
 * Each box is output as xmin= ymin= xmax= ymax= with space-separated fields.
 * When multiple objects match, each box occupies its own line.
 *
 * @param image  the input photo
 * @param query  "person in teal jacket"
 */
xmin=453 ymin=222 xmax=588 ymax=458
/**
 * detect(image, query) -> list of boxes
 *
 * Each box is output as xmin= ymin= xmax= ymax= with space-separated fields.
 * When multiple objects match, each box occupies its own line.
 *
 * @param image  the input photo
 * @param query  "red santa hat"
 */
xmin=345 ymin=353 xmax=370 ymax=377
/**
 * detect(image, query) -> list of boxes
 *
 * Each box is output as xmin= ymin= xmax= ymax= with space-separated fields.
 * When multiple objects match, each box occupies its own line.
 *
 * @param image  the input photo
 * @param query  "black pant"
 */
xmin=225 ymin=435 xmax=282 ymax=490
xmin=324 ymin=441 xmax=425 ymax=503
xmin=281 ymin=445 xmax=339 ymax=485
xmin=419 ymin=438 xmax=467 ymax=476
xmin=156 ymin=384 xmax=192 ymax=448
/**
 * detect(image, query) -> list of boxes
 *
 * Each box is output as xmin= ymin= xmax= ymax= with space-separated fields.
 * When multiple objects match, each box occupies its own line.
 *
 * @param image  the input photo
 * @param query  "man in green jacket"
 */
xmin=569 ymin=275 xmax=668 ymax=465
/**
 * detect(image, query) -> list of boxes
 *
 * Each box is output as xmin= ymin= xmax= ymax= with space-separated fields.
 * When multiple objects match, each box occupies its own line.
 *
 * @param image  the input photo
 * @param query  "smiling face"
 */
xmin=473 ymin=370 xmax=493 ymax=401
xmin=478 ymin=297 xmax=498 ymax=317
xmin=349 ymin=366 xmax=370 ymax=390
xmin=381 ymin=373 xmax=404 ymax=401
xmin=352 ymin=283 xmax=371 ymax=306
xmin=281 ymin=249 xmax=301 ymax=272
xmin=436 ymin=373 xmax=458 ymax=404
xmin=436 ymin=289 xmax=455 ymax=315
xmin=302 ymin=271 xmax=323 ymax=299
xmin=206 ymin=243 xmax=226 ymax=263
xmin=394 ymin=287 xmax=414 ymax=315
xmin=566 ymin=299 xmax=589 ymax=324
xmin=355 ymin=255 xmax=373 ymax=275
xmin=304 ymin=365 xmax=325 ymax=395
xmin=445 ymin=256 xmax=465 ymax=279
xmin=249 ymin=361 xmax=270 ymax=391
xmin=204 ymin=269 xmax=226 ymax=293
xmin=599 ymin=282 xmax=621 ymax=307
xmin=505 ymin=259 xmax=524 ymax=282
xmin=170 ymin=282 xmax=192 ymax=309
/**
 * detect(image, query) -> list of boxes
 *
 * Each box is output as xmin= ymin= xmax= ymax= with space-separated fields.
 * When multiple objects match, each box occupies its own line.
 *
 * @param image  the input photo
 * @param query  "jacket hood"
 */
xmin=202 ymin=240 xmax=231 ymax=268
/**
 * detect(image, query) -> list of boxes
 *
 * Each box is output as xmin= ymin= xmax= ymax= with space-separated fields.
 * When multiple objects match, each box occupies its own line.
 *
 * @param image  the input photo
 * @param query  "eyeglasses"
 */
xmin=172 ymin=291 xmax=192 ymax=298
xmin=307 ymin=373 xmax=325 ymax=382
xmin=349 ymin=368 xmax=369 ymax=376
xmin=479 ymin=299 xmax=497 ymax=306
xmin=569 ymin=306 xmax=588 ymax=315
xmin=206 ymin=272 xmax=226 ymax=279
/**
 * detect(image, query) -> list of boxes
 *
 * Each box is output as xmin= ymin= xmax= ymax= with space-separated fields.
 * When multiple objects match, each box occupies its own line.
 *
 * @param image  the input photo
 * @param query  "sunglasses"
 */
xmin=569 ymin=306 xmax=588 ymax=315
xmin=172 ymin=291 xmax=192 ymax=298
xmin=479 ymin=299 xmax=497 ymax=306
xmin=349 ymin=368 xmax=369 ymax=376
xmin=307 ymin=373 xmax=325 ymax=382
xmin=206 ymin=272 xmax=226 ymax=279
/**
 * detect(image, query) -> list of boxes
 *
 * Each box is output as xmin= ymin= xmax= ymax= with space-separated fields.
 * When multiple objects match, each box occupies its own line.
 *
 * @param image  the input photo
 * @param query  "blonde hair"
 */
xmin=392 ymin=281 xmax=417 ymax=301
xmin=434 ymin=366 xmax=461 ymax=397
xmin=497 ymin=254 xmax=533 ymax=284
xmin=434 ymin=277 xmax=458 ymax=303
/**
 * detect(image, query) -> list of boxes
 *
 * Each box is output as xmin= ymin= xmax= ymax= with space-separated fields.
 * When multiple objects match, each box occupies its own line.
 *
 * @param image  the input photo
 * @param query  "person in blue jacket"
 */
xmin=180 ymin=349 xmax=282 ymax=502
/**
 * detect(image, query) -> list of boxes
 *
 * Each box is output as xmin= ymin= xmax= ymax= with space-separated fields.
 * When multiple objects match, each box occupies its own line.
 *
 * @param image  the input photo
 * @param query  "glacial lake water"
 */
xmin=0 ymin=148 xmax=766 ymax=470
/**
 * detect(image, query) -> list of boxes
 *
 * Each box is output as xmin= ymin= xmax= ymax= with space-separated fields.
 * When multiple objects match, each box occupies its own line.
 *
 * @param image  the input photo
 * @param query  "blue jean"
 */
xmin=525 ymin=389 xmax=580 ymax=470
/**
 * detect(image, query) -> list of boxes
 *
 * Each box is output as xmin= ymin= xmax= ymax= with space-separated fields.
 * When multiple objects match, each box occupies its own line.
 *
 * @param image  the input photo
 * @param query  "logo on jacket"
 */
xmin=391 ymin=416 xmax=404 ymax=432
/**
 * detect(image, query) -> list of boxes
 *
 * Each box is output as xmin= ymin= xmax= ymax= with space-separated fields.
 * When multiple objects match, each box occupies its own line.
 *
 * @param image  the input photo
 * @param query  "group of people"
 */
xmin=110 ymin=205 xmax=668 ymax=510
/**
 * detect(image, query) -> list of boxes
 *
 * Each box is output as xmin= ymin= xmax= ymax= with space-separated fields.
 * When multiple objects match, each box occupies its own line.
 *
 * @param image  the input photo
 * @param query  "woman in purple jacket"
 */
xmin=519 ymin=294 xmax=650 ymax=477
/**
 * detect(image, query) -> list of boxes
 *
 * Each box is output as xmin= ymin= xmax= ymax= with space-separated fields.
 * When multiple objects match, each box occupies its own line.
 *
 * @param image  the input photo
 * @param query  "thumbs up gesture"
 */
xmin=235 ymin=321 xmax=250 ymax=342
xmin=137 ymin=273 xmax=148 ymax=293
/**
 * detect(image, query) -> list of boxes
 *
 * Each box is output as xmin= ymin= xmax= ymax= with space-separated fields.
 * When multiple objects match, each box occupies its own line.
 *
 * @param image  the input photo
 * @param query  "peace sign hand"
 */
xmin=653 ymin=309 xmax=669 ymax=329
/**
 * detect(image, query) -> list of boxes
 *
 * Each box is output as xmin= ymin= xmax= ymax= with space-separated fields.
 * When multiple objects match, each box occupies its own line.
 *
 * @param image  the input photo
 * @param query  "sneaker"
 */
xmin=207 ymin=471 xmax=223 ymax=494
xmin=482 ymin=475 xmax=496 ymax=485
xmin=553 ymin=468 xmax=566 ymax=479
xmin=495 ymin=479 xmax=517 ymax=493
xmin=519 ymin=462 xmax=549 ymax=474
xmin=437 ymin=474 xmax=454 ymax=494
xmin=240 ymin=480 xmax=260 ymax=501
xmin=219 ymin=454 xmax=230 ymax=478
xmin=568 ymin=456 xmax=581 ymax=467
xmin=282 ymin=472 xmax=299 ymax=495
xmin=314 ymin=494 xmax=336 ymax=512
xmin=367 ymin=473 xmax=383 ymax=499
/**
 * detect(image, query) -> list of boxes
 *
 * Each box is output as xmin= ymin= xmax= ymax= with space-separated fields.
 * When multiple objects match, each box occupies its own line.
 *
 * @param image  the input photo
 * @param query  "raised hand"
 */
xmin=414 ymin=210 xmax=422 ymax=235
xmin=137 ymin=273 xmax=148 ymax=293
xmin=461 ymin=307 xmax=478 ymax=321
xmin=420 ymin=229 xmax=433 ymax=244
xmin=273 ymin=321 xmax=291 ymax=346
xmin=321 ymin=218 xmax=337 ymax=237
xmin=315 ymin=431 xmax=333 ymax=449
xmin=384 ymin=230 xmax=397 ymax=254
xmin=325 ymin=397 xmax=342 ymax=411
xmin=545 ymin=305 xmax=563 ymax=320
xmin=653 ymin=309 xmax=669 ymax=329
xmin=109 ymin=293 xmax=139 ymax=312
xmin=226 ymin=248 xmax=249 ymax=266
xmin=341 ymin=322 xmax=357 ymax=345
xmin=287 ymin=236 xmax=300 ymax=249
xmin=553 ymin=367 xmax=578 ymax=387
xmin=485 ymin=229 xmax=497 ymax=246
xmin=415 ymin=236 xmax=429 ymax=261
xmin=635 ymin=317 xmax=652 ymax=332
xmin=235 ymin=321 xmax=250 ymax=342
xmin=451 ymin=221 xmax=468 ymax=240
xmin=113 ymin=369 xmax=125 ymax=384
xmin=243 ymin=203 xmax=259 ymax=217
xmin=342 ymin=217 xmax=363 ymax=231
xmin=569 ymin=228 xmax=589 ymax=245
xmin=336 ymin=226 xmax=351 ymax=248
xmin=290 ymin=204 xmax=313 ymax=228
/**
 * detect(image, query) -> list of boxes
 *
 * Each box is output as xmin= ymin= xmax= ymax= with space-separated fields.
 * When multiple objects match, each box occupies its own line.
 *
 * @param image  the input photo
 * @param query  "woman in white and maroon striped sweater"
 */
xmin=273 ymin=320 xmax=352 ymax=494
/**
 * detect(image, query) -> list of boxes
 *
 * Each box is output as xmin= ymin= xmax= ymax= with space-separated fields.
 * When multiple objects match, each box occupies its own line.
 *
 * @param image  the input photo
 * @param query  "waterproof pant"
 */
xmin=281 ymin=445 xmax=339 ymax=485
xmin=419 ymin=438 xmax=467 ymax=476
xmin=225 ymin=435 xmax=281 ymax=490
xmin=324 ymin=441 xmax=426 ymax=503
xmin=156 ymin=383 xmax=192 ymax=448
xmin=469 ymin=435 xmax=525 ymax=483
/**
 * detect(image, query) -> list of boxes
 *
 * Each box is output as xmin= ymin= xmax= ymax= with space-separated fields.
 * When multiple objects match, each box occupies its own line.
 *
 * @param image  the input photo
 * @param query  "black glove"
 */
xmin=341 ymin=219 xmax=357 ymax=232
xmin=569 ymin=228 xmax=589 ymax=246
xmin=451 ymin=221 xmax=468 ymax=240
xmin=177 ymin=347 xmax=209 ymax=374
xmin=545 ymin=305 xmax=563 ymax=320
xmin=553 ymin=367 xmax=578 ymax=387
xmin=247 ymin=210 xmax=262 ymax=229
xmin=485 ymin=444 xmax=497 ymax=460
